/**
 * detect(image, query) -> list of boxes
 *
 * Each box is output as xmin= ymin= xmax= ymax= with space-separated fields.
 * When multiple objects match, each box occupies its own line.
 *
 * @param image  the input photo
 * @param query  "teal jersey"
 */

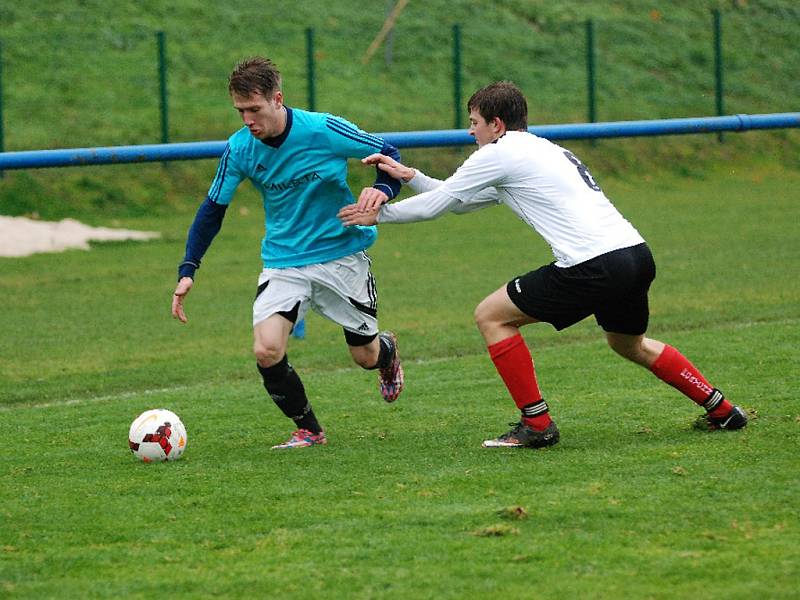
xmin=206 ymin=108 xmax=398 ymax=268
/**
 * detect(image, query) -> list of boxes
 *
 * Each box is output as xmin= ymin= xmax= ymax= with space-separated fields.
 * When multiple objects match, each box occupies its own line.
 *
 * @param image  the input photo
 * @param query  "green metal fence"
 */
xmin=0 ymin=10 xmax=796 ymax=154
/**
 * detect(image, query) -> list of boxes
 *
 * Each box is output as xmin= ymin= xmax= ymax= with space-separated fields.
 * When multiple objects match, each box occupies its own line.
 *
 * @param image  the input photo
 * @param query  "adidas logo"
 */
xmin=357 ymin=322 xmax=370 ymax=332
xmin=256 ymin=164 xmax=266 ymax=172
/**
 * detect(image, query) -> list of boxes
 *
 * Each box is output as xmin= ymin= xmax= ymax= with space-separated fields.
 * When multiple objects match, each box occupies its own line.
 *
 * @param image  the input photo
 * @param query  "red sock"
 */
xmin=488 ymin=334 xmax=552 ymax=430
xmin=650 ymin=345 xmax=732 ymax=417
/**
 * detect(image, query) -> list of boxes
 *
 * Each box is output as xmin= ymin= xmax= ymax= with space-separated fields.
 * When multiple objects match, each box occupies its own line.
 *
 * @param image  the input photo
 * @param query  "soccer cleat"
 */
xmin=271 ymin=428 xmax=327 ymax=449
xmin=378 ymin=331 xmax=404 ymax=402
xmin=482 ymin=421 xmax=560 ymax=449
xmin=697 ymin=405 xmax=748 ymax=431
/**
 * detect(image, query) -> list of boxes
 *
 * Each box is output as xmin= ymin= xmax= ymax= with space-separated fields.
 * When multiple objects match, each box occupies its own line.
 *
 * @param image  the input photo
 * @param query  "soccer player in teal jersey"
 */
xmin=171 ymin=57 xmax=404 ymax=449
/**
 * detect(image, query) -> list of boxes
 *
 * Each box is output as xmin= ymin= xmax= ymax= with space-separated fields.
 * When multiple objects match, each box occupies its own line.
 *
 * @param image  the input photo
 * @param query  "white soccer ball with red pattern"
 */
xmin=128 ymin=409 xmax=187 ymax=462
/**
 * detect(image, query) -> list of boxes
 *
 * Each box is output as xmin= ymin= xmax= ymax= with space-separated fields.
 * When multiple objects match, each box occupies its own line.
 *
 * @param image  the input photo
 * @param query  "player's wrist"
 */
xmin=177 ymin=261 xmax=198 ymax=281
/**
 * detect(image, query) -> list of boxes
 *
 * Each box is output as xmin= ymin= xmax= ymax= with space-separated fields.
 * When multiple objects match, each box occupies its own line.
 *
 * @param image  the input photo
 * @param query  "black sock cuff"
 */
xmin=703 ymin=388 xmax=725 ymax=412
xmin=521 ymin=399 xmax=549 ymax=417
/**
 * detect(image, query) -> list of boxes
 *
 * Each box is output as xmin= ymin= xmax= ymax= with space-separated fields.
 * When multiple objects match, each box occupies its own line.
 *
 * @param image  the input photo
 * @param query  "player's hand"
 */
xmin=362 ymin=153 xmax=416 ymax=182
xmin=171 ymin=277 xmax=193 ymax=323
xmin=356 ymin=187 xmax=389 ymax=212
xmin=338 ymin=204 xmax=379 ymax=227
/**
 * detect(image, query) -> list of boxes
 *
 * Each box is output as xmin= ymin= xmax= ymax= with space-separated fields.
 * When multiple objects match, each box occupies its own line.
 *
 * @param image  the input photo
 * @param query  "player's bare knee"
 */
xmin=613 ymin=346 xmax=636 ymax=362
xmin=606 ymin=337 xmax=647 ymax=366
xmin=474 ymin=301 xmax=493 ymax=334
xmin=607 ymin=337 xmax=630 ymax=358
xmin=254 ymin=340 xmax=284 ymax=367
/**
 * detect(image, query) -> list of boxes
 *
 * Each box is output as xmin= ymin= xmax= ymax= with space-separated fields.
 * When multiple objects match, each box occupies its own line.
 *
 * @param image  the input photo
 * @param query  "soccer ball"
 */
xmin=128 ymin=409 xmax=187 ymax=462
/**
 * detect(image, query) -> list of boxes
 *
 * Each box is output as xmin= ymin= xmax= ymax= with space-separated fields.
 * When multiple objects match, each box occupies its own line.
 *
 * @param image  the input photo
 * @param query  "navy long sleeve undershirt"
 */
xmin=374 ymin=140 xmax=402 ymax=200
xmin=177 ymin=197 xmax=228 ymax=280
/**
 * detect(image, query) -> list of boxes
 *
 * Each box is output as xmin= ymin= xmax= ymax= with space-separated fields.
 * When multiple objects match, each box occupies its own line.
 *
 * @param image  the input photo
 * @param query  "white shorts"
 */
xmin=253 ymin=251 xmax=378 ymax=337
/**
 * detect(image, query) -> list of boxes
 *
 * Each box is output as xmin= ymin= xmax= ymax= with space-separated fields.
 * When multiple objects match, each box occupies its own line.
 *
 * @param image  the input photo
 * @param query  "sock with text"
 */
xmin=649 ymin=345 xmax=733 ymax=418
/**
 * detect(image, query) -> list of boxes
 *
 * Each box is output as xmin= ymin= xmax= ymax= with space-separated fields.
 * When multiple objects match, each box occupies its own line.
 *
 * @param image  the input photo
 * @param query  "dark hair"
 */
xmin=467 ymin=81 xmax=528 ymax=131
xmin=228 ymin=57 xmax=282 ymax=98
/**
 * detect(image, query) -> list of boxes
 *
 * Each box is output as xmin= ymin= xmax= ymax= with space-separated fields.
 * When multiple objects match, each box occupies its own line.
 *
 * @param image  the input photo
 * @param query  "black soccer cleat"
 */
xmin=705 ymin=405 xmax=748 ymax=431
xmin=482 ymin=421 xmax=560 ymax=449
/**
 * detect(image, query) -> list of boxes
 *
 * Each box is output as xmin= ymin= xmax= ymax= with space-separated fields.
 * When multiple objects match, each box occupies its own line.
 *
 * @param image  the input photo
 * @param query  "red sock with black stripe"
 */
xmin=650 ymin=345 xmax=733 ymax=417
xmin=488 ymin=334 xmax=552 ymax=431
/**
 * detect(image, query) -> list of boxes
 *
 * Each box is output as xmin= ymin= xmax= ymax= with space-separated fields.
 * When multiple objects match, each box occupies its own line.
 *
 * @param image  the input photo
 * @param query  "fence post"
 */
xmin=452 ymin=24 xmax=462 ymax=129
xmin=713 ymin=9 xmax=724 ymax=142
xmin=306 ymin=28 xmax=316 ymax=111
xmin=156 ymin=31 xmax=169 ymax=145
xmin=586 ymin=19 xmax=597 ymax=125
xmin=0 ymin=40 xmax=4 ymax=178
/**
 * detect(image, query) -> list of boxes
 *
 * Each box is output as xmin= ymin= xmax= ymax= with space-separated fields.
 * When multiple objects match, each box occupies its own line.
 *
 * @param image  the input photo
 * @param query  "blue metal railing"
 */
xmin=0 ymin=112 xmax=798 ymax=171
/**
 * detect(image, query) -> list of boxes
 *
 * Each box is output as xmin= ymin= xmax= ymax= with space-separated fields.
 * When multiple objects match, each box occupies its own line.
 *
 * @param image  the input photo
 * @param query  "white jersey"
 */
xmin=379 ymin=131 xmax=644 ymax=267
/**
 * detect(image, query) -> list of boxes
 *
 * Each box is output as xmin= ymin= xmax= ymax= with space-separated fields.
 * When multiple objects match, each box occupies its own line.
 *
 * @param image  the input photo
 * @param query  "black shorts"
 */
xmin=506 ymin=243 xmax=656 ymax=335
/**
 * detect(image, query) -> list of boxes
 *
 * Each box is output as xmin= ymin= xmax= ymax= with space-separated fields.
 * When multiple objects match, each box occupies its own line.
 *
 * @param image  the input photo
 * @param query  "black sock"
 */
xmin=257 ymin=356 xmax=322 ymax=434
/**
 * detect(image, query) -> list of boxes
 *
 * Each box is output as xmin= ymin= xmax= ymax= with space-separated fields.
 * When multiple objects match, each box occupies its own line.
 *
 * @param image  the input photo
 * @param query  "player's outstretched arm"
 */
xmin=171 ymin=277 xmax=194 ymax=323
xmin=340 ymin=186 xmax=463 ymax=226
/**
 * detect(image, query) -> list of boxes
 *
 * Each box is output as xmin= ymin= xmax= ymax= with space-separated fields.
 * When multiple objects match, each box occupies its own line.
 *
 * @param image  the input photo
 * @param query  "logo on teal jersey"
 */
xmin=265 ymin=171 xmax=322 ymax=192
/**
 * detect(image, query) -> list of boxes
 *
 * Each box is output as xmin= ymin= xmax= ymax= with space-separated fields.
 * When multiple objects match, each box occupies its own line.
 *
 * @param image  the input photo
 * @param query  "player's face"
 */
xmin=468 ymin=109 xmax=504 ymax=147
xmin=232 ymin=90 xmax=285 ymax=140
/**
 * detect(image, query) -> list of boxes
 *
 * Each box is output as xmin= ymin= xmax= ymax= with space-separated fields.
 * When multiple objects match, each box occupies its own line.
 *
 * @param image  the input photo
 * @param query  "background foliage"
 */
xmin=0 ymin=0 xmax=799 ymax=220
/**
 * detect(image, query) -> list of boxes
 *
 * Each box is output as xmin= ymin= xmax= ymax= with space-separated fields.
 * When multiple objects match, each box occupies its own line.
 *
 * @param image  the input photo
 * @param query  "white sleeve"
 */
xmin=407 ymin=169 xmax=444 ymax=193
xmin=377 ymin=186 xmax=499 ymax=223
xmin=380 ymin=153 xmax=504 ymax=223
xmin=451 ymin=187 xmax=500 ymax=213
xmin=377 ymin=187 xmax=461 ymax=223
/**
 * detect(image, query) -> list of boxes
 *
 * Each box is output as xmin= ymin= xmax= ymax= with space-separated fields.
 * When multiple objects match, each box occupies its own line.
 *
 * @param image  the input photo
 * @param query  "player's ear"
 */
xmin=272 ymin=90 xmax=284 ymax=107
xmin=491 ymin=116 xmax=506 ymax=135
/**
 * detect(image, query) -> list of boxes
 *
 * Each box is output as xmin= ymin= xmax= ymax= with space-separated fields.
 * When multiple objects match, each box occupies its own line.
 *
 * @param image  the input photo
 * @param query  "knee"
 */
xmin=606 ymin=336 xmax=649 ymax=366
xmin=608 ymin=340 xmax=632 ymax=361
xmin=473 ymin=299 xmax=493 ymax=334
xmin=254 ymin=339 xmax=285 ymax=367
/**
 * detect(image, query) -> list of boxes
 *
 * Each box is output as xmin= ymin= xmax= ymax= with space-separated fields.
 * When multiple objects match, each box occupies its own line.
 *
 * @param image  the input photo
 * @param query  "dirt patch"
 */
xmin=0 ymin=215 xmax=160 ymax=258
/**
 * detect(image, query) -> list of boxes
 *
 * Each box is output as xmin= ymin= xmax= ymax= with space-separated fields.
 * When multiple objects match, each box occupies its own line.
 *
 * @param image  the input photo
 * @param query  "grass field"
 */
xmin=1 ymin=163 xmax=799 ymax=598
xmin=1 ymin=1 xmax=799 ymax=597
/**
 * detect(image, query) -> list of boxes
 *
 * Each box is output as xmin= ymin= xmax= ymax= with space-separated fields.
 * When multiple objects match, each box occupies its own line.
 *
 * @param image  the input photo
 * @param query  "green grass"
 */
xmin=1 ymin=2 xmax=800 ymax=597
xmin=1 ymin=167 xmax=799 ymax=598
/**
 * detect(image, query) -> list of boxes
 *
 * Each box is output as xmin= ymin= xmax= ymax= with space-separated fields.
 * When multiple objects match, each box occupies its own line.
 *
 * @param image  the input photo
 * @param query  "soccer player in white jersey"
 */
xmin=171 ymin=57 xmax=404 ymax=449
xmin=339 ymin=81 xmax=747 ymax=448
